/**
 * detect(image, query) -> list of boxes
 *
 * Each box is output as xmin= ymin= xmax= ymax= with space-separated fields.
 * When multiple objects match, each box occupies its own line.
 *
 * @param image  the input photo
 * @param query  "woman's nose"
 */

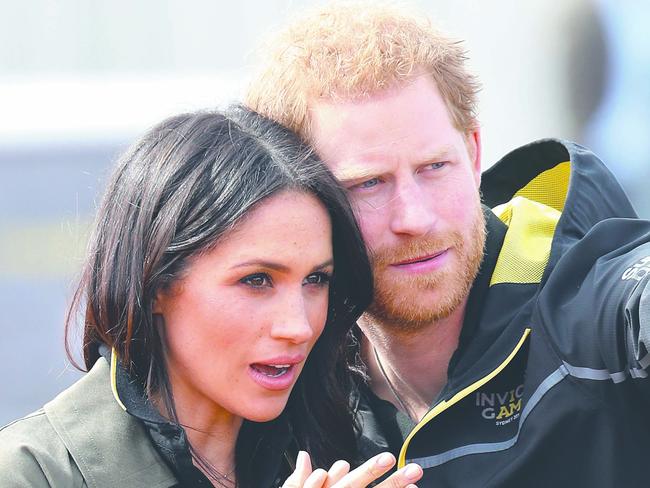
xmin=269 ymin=292 xmax=316 ymax=344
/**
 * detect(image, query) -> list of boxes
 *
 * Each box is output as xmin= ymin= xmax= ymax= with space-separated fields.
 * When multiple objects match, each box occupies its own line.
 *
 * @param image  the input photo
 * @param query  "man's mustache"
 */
xmin=370 ymin=233 xmax=464 ymax=268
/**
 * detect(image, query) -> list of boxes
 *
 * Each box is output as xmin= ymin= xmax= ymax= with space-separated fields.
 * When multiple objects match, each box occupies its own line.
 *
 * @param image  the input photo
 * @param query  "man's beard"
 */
xmin=366 ymin=206 xmax=486 ymax=333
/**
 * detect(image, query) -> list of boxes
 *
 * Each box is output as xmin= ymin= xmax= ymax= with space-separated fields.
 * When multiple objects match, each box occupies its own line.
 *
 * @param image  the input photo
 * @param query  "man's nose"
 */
xmin=388 ymin=178 xmax=436 ymax=236
xmin=269 ymin=291 xmax=316 ymax=344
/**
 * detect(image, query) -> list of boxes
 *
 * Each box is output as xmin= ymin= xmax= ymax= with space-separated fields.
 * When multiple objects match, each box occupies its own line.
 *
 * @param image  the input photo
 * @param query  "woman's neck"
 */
xmin=153 ymin=382 xmax=243 ymax=485
xmin=185 ymin=417 xmax=241 ymax=486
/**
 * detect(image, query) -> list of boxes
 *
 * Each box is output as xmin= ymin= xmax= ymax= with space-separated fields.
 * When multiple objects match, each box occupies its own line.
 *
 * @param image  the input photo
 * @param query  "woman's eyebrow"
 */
xmin=230 ymin=258 xmax=333 ymax=272
xmin=312 ymin=258 xmax=334 ymax=271
xmin=230 ymin=260 xmax=290 ymax=272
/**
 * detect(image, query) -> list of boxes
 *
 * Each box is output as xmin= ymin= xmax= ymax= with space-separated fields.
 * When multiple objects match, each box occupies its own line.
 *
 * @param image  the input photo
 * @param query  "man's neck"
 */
xmin=360 ymin=297 xmax=468 ymax=422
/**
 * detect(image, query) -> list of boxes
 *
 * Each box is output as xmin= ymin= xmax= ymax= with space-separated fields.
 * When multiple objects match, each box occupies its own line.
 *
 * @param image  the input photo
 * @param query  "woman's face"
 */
xmin=154 ymin=190 xmax=333 ymax=424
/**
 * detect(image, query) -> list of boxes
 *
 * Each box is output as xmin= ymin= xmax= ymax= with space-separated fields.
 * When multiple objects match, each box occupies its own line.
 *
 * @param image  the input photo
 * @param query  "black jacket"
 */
xmin=356 ymin=139 xmax=650 ymax=487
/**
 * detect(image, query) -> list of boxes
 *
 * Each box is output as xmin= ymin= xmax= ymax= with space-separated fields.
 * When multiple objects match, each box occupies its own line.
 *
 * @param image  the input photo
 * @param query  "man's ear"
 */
xmin=466 ymin=127 xmax=482 ymax=187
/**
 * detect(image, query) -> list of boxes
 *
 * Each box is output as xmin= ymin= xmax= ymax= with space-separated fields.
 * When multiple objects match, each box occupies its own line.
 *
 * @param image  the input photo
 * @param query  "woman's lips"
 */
xmin=390 ymin=249 xmax=449 ymax=274
xmin=248 ymin=355 xmax=305 ymax=391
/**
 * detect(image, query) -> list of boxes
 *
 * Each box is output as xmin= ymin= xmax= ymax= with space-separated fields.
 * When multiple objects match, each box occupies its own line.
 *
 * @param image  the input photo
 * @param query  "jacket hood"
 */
xmin=481 ymin=139 xmax=637 ymax=269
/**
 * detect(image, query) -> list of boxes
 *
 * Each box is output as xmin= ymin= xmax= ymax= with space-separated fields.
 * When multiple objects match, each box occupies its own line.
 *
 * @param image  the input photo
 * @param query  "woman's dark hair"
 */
xmin=65 ymin=105 xmax=372 ymax=480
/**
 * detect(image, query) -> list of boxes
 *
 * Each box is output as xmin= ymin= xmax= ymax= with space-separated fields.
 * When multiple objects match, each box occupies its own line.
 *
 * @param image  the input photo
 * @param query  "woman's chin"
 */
xmin=237 ymin=395 xmax=291 ymax=423
xmin=243 ymin=406 xmax=286 ymax=423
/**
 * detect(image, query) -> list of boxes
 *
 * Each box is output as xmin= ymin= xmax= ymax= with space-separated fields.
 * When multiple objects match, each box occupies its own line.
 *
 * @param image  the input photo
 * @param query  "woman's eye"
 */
xmin=241 ymin=273 xmax=272 ymax=288
xmin=303 ymin=272 xmax=331 ymax=286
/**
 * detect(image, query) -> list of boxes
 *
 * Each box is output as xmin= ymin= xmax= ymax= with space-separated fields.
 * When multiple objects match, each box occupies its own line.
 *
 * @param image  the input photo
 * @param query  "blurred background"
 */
xmin=2 ymin=0 xmax=649 ymax=425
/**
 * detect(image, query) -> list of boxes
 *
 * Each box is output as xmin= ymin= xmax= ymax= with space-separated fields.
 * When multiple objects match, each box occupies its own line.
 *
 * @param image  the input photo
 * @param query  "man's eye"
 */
xmin=425 ymin=162 xmax=446 ymax=171
xmin=354 ymin=178 xmax=380 ymax=190
xmin=240 ymin=273 xmax=272 ymax=288
xmin=303 ymin=272 xmax=331 ymax=286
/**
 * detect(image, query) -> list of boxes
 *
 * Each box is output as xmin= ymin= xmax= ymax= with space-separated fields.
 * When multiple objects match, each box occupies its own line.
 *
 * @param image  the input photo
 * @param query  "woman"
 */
xmin=0 ymin=107 xmax=422 ymax=487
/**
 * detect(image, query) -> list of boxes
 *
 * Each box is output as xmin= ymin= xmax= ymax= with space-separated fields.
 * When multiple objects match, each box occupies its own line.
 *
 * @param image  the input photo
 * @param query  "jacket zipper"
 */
xmin=398 ymin=328 xmax=531 ymax=468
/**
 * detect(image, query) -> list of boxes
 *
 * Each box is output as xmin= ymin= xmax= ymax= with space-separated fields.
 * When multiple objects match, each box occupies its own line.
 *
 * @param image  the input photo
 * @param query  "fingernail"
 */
xmin=376 ymin=452 xmax=394 ymax=468
xmin=404 ymin=464 xmax=422 ymax=480
xmin=296 ymin=451 xmax=306 ymax=466
xmin=312 ymin=468 xmax=328 ymax=480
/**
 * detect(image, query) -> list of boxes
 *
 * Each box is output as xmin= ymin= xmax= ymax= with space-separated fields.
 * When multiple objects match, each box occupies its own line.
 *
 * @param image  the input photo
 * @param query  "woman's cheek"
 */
xmin=309 ymin=292 xmax=330 ymax=342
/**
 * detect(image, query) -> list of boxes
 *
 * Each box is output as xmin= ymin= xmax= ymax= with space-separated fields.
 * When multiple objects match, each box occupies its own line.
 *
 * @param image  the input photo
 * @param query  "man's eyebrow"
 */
xmin=335 ymin=168 xmax=379 ymax=184
xmin=332 ymin=156 xmax=388 ymax=183
xmin=334 ymin=146 xmax=457 ymax=183
xmin=418 ymin=145 xmax=455 ymax=163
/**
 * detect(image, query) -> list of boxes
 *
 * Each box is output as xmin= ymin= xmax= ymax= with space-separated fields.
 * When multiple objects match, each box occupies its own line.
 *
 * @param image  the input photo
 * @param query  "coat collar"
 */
xmin=43 ymin=357 xmax=178 ymax=488
xmin=102 ymin=345 xmax=294 ymax=487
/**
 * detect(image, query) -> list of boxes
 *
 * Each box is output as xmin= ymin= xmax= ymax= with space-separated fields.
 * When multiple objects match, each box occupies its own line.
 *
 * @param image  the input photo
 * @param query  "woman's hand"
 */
xmin=282 ymin=451 xmax=423 ymax=488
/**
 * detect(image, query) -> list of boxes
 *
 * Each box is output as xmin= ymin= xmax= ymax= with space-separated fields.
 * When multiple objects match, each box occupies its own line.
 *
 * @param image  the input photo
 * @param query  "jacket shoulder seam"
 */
xmin=1 ymin=409 xmax=47 ymax=432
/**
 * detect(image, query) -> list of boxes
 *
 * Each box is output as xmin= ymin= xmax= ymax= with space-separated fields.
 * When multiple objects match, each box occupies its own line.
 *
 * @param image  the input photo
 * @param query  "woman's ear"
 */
xmin=152 ymin=291 xmax=164 ymax=315
xmin=152 ymin=280 xmax=182 ymax=315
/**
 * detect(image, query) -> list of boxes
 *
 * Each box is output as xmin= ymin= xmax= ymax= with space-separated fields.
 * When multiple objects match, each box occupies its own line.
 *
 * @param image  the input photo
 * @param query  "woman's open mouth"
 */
xmin=248 ymin=356 xmax=304 ymax=390
xmin=250 ymin=363 xmax=291 ymax=378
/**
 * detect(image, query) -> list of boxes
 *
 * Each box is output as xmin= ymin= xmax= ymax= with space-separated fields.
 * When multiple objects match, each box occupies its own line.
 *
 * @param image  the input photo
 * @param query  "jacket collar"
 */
xmin=454 ymin=207 xmax=508 ymax=353
xmin=43 ymin=356 xmax=177 ymax=488
xmin=104 ymin=345 xmax=294 ymax=487
xmin=439 ymin=207 xmax=526 ymax=400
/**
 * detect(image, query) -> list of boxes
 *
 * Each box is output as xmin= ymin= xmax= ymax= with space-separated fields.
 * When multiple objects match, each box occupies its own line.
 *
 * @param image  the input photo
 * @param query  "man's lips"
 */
xmin=392 ymin=249 xmax=448 ymax=267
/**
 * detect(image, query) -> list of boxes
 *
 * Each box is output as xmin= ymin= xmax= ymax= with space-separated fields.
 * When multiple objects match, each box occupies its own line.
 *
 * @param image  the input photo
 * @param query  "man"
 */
xmin=246 ymin=3 xmax=650 ymax=486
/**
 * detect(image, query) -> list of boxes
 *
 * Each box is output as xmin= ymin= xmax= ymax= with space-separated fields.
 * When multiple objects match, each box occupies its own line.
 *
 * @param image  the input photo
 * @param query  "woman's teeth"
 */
xmin=252 ymin=364 xmax=290 ymax=377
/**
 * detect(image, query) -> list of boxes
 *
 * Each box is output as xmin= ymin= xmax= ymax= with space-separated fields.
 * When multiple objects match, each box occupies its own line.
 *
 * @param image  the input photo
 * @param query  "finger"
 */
xmin=303 ymin=468 xmax=329 ymax=488
xmin=375 ymin=463 xmax=423 ymax=488
xmin=282 ymin=451 xmax=313 ymax=488
xmin=324 ymin=460 xmax=350 ymax=487
xmin=331 ymin=452 xmax=395 ymax=488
